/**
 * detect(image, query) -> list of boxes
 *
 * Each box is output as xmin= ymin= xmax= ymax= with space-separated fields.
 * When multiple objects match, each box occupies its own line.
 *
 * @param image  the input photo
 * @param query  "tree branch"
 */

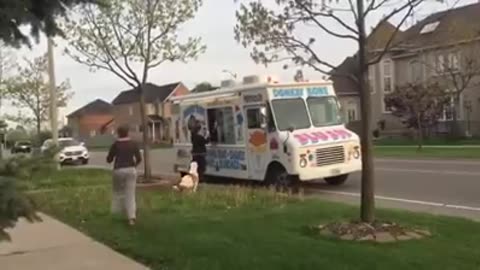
xmin=295 ymin=0 xmax=358 ymax=40
xmin=367 ymin=0 xmax=419 ymax=66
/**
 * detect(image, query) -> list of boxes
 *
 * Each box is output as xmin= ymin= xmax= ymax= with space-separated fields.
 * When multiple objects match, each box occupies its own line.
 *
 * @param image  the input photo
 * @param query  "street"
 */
xmin=90 ymin=149 xmax=480 ymax=219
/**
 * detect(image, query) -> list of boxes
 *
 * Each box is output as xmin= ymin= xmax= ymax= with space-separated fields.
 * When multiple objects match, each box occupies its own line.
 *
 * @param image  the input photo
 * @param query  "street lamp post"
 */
xmin=47 ymin=37 xmax=58 ymax=146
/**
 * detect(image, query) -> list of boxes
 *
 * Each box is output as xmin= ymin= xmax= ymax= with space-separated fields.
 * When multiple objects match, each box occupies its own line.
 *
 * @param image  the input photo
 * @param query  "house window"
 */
xmin=436 ymin=54 xmax=446 ymax=74
xmin=207 ymin=107 xmax=235 ymax=144
xmin=440 ymin=96 xmax=455 ymax=121
xmin=382 ymin=59 xmax=393 ymax=113
xmin=344 ymin=101 xmax=358 ymax=123
xmin=128 ymin=106 xmax=134 ymax=116
xmin=382 ymin=59 xmax=393 ymax=93
xmin=368 ymin=65 xmax=375 ymax=94
xmin=408 ymin=60 xmax=421 ymax=82
xmin=420 ymin=21 xmax=440 ymax=34
xmin=448 ymin=52 xmax=460 ymax=71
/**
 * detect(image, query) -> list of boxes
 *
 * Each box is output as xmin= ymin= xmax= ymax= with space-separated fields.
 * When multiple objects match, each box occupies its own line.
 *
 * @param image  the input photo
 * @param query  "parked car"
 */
xmin=41 ymin=137 xmax=90 ymax=165
xmin=11 ymin=141 xmax=32 ymax=154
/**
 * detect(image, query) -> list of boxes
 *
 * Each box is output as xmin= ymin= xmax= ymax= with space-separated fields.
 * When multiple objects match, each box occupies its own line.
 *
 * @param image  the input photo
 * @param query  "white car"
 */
xmin=41 ymin=138 xmax=90 ymax=165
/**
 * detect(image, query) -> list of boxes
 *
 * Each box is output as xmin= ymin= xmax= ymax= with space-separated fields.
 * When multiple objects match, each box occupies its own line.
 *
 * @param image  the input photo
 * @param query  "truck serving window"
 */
xmin=307 ymin=96 xmax=343 ymax=127
xmin=271 ymin=99 xmax=310 ymax=131
xmin=207 ymin=107 xmax=236 ymax=144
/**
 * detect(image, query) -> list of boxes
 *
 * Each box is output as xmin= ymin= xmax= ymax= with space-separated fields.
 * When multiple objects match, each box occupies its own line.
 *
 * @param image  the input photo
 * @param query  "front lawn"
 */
xmin=31 ymin=170 xmax=480 ymax=270
xmin=375 ymin=146 xmax=480 ymax=159
xmin=20 ymin=168 xmax=110 ymax=191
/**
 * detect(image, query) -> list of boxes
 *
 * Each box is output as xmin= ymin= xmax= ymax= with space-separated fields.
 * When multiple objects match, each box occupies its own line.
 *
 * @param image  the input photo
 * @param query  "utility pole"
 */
xmin=47 ymin=37 xmax=58 ymax=146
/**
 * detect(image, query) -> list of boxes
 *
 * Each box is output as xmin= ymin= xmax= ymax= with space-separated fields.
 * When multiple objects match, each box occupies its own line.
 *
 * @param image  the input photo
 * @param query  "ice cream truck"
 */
xmin=170 ymin=75 xmax=362 ymax=188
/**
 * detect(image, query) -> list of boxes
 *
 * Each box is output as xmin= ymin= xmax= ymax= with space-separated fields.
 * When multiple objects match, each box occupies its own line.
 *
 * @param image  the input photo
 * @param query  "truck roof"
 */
xmin=171 ymin=80 xmax=333 ymax=103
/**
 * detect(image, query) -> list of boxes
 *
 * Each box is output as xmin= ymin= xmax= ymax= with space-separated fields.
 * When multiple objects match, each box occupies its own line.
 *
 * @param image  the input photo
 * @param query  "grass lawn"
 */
xmin=375 ymin=146 xmax=480 ymax=159
xmin=19 ymin=168 xmax=110 ymax=191
xmin=30 ymin=170 xmax=480 ymax=270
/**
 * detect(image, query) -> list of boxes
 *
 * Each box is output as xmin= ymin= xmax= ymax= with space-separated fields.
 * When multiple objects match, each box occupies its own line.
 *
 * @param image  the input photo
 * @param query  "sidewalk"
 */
xmin=0 ymin=213 xmax=149 ymax=270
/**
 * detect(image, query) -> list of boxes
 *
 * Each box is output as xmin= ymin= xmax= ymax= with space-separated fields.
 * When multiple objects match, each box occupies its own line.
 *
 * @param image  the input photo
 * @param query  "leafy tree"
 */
xmin=192 ymin=82 xmax=217 ymax=93
xmin=0 ymin=0 xmax=101 ymax=47
xmin=63 ymin=0 xmax=206 ymax=180
xmin=2 ymin=55 xmax=72 ymax=135
xmin=235 ymin=0 xmax=436 ymax=222
xmin=385 ymin=81 xmax=450 ymax=150
xmin=5 ymin=127 xmax=29 ymax=147
xmin=0 ymin=176 xmax=39 ymax=241
xmin=0 ymin=152 xmax=59 ymax=241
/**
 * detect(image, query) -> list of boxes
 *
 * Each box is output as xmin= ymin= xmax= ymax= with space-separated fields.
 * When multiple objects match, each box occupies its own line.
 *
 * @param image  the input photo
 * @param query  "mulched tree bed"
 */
xmin=312 ymin=220 xmax=431 ymax=243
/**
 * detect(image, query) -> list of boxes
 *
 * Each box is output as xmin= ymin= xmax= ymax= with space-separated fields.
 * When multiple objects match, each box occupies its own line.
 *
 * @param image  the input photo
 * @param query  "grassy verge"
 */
xmin=375 ymin=146 xmax=480 ymax=159
xmin=19 ymin=168 xmax=110 ymax=191
xmin=30 ymin=170 xmax=480 ymax=270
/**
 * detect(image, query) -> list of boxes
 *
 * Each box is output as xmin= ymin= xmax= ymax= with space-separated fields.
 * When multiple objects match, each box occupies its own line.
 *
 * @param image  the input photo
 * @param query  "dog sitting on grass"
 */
xmin=173 ymin=162 xmax=199 ymax=193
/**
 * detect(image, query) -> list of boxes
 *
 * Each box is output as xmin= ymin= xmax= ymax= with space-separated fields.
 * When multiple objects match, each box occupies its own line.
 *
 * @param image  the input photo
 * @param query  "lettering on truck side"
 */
xmin=272 ymin=88 xmax=303 ymax=98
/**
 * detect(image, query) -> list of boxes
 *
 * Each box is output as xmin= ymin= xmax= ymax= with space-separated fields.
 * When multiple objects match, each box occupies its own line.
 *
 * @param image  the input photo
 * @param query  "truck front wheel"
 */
xmin=324 ymin=174 xmax=349 ymax=186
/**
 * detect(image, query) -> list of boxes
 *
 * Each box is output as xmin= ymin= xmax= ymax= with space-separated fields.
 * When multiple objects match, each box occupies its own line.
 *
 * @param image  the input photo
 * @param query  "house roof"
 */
xmin=330 ymin=57 xmax=359 ymax=96
xmin=366 ymin=20 xmax=405 ymax=52
xmin=399 ymin=3 xmax=480 ymax=49
xmin=330 ymin=3 xmax=480 ymax=96
xmin=112 ymin=82 xmax=182 ymax=105
xmin=330 ymin=20 xmax=403 ymax=96
xmin=67 ymin=99 xmax=113 ymax=118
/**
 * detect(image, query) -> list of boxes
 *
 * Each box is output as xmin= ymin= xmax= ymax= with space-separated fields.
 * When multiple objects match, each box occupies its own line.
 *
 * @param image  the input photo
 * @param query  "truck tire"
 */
xmin=324 ymin=174 xmax=349 ymax=186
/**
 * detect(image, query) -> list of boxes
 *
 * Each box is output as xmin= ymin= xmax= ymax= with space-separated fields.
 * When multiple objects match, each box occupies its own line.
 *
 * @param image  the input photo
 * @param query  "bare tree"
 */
xmin=0 ymin=42 xmax=16 ymax=113
xmin=235 ymin=0 xmax=436 ymax=222
xmin=385 ymin=81 xmax=450 ymax=150
xmin=435 ymin=45 xmax=480 ymax=137
xmin=63 ymin=0 xmax=205 ymax=180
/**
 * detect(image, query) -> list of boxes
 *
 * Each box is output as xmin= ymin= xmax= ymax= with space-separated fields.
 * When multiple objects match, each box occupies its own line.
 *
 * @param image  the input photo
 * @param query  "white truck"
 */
xmin=170 ymin=76 xmax=362 ymax=188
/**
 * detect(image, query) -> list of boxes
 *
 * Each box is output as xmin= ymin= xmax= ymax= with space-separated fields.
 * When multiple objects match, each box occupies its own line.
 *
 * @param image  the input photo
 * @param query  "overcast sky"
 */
xmin=5 ymin=0 xmax=473 ymax=120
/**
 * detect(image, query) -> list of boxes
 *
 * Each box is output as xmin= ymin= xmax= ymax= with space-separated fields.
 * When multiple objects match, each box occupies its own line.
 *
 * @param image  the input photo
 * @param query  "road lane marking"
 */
xmin=376 ymin=167 xmax=480 ymax=176
xmin=315 ymin=190 xmax=480 ymax=212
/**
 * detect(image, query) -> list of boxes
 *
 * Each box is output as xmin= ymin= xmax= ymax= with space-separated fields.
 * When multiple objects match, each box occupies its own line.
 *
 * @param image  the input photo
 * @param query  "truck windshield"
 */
xmin=307 ymin=96 xmax=343 ymax=127
xmin=271 ymin=98 xmax=310 ymax=131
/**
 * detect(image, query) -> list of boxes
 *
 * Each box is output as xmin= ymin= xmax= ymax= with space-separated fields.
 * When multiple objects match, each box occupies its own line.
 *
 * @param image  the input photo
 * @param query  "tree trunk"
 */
xmin=357 ymin=0 xmax=375 ymax=223
xmin=138 ymin=85 xmax=152 ymax=182
xmin=416 ymin=114 xmax=423 ymax=152
xmin=36 ymin=118 xmax=41 ymax=137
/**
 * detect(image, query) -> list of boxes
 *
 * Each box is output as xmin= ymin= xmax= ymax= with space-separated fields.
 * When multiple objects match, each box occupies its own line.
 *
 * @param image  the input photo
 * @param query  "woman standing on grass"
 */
xmin=106 ymin=125 xmax=142 ymax=226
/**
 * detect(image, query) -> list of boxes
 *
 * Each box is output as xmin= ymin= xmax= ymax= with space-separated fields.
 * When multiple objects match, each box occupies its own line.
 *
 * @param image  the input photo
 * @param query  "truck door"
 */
xmin=245 ymin=105 xmax=268 ymax=180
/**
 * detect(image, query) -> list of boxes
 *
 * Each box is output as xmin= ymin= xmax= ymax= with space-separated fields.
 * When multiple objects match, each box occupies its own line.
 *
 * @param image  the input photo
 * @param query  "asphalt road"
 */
xmin=90 ymin=148 xmax=480 ymax=219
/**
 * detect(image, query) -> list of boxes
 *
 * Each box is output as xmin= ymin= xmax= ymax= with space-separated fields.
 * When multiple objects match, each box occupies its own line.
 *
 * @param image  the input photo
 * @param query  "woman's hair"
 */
xmin=117 ymin=125 xmax=130 ymax=138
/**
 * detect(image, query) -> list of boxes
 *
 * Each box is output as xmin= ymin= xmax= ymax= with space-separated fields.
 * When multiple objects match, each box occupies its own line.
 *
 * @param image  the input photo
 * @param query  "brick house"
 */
xmin=67 ymin=99 xmax=114 ymax=141
xmin=111 ymin=82 xmax=189 ymax=143
xmin=332 ymin=3 xmax=480 ymax=137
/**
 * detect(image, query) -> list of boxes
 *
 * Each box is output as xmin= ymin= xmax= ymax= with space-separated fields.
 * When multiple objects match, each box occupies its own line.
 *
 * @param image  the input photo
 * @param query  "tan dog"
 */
xmin=173 ymin=162 xmax=199 ymax=192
